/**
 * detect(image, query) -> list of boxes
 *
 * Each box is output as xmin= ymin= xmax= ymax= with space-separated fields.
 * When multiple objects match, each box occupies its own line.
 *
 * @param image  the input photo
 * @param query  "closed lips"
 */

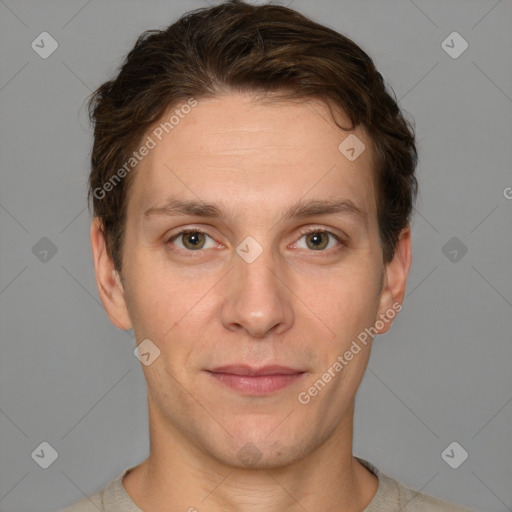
xmin=207 ymin=365 xmax=305 ymax=376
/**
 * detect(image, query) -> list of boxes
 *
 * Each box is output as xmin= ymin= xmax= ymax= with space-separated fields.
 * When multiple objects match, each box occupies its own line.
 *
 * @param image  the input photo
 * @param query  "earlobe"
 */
xmin=90 ymin=218 xmax=132 ymax=330
xmin=375 ymin=226 xmax=412 ymax=335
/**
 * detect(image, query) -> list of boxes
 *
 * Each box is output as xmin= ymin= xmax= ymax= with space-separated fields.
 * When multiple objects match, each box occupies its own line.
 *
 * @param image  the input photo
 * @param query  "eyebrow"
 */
xmin=144 ymin=196 xmax=368 ymax=226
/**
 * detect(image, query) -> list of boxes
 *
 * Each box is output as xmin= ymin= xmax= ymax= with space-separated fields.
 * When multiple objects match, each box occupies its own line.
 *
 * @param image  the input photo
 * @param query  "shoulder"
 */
xmin=356 ymin=456 xmax=476 ymax=512
xmin=58 ymin=467 xmax=130 ymax=512
xmin=395 ymin=483 xmax=476 ymax=511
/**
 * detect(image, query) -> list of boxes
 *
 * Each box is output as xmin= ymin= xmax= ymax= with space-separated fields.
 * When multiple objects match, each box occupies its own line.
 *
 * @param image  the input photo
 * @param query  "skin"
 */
xmin=91 ymin=91 xmax=411 ymax=512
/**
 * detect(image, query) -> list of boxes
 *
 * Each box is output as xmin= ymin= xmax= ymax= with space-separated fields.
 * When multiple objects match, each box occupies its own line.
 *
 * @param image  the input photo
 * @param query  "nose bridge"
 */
xmin=236 ymin=236 xmax=278 ymax=292
xmin=221 ymin=234 xmax=292 ymax=337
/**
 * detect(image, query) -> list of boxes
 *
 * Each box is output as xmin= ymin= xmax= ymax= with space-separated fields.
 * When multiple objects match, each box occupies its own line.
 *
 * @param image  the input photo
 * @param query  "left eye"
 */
xmin=169 ymin=230 xmax=217 ymax=251
xmin=294 ymin=229 xmax=342 ymax=251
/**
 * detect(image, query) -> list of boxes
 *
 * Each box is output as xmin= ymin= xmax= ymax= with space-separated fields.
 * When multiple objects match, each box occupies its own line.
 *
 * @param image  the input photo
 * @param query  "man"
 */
xmin=64 ymin=1 xmax=474 ymax=510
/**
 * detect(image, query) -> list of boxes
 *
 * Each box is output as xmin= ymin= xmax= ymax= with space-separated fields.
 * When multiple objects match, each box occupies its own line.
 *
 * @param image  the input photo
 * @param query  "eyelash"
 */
xmin=166 ymin=226 xmax=345 ymax=256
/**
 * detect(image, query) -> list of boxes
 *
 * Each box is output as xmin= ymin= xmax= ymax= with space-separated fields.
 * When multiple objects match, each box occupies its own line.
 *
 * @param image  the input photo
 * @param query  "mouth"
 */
xmin=205 ymin=365 xmax=307 ymax=395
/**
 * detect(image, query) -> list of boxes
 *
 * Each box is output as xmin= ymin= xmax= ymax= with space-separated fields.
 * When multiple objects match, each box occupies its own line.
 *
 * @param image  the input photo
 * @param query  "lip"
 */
xmin=209 ymin=364 xmax=304 ymax=376
xmin=206 ymin=365 xmax=306 ymax=395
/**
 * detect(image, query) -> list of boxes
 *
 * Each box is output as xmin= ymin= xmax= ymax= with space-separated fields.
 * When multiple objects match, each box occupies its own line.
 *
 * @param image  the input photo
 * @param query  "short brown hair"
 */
xmin=88 ymin=0 xmax=418 ymax=272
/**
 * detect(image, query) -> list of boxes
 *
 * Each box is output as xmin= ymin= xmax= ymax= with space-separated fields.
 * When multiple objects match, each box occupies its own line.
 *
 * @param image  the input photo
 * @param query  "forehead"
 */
xmin=127 ymin=92 xmax=377 ymax=224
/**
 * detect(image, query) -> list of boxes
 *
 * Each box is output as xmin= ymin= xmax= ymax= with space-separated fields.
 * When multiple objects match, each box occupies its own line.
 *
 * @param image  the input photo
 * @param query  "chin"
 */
xmin=198 ymin=428 xmax=310 ymax=470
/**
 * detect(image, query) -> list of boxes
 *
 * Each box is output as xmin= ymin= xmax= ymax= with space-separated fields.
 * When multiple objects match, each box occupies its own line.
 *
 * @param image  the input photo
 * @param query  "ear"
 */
xmin=375 ymin=226 xmax=412 ymax=335
xmin=90 ymin=217 xmax=132 ymax=330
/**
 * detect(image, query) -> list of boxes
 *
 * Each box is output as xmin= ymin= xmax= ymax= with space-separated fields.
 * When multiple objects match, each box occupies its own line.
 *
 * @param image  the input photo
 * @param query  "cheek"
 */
xmin=122 ymin=257 xmax=175 ymax=336
xmin=123 ymin=258 xmax=214 ymax=356
xmin=301 ymin=260 xmax=381 ymax=335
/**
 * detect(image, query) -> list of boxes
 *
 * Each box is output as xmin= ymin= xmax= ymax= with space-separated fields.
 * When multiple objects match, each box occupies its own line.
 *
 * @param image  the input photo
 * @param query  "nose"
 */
xmin=220 ymin=241 xmax=294 ymax=338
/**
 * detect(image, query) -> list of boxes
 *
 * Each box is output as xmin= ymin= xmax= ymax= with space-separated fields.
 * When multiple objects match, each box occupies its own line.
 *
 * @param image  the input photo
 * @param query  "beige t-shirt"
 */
xmin=61 ymin=456 xmax=475 ymax=511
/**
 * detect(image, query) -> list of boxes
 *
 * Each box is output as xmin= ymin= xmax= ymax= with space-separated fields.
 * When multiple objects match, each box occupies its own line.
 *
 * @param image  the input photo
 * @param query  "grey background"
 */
xmin=0 ymin=0 xmax=511 ymax=511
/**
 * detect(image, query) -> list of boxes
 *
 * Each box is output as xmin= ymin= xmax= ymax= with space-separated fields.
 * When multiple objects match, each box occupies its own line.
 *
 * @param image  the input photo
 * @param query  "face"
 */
xmin=92 ymin=92 xmax=411 ymax=469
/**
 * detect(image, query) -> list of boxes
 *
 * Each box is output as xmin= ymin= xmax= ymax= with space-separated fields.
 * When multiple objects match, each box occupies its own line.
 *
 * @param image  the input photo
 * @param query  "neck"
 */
xmin=123 ymin=400 xmax=378 ymax=512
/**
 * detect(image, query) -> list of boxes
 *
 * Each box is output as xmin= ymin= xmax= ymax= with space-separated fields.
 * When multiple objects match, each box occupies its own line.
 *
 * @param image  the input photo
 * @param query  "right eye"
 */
xmin=166 ymin=229 xmax=218 ymax=253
